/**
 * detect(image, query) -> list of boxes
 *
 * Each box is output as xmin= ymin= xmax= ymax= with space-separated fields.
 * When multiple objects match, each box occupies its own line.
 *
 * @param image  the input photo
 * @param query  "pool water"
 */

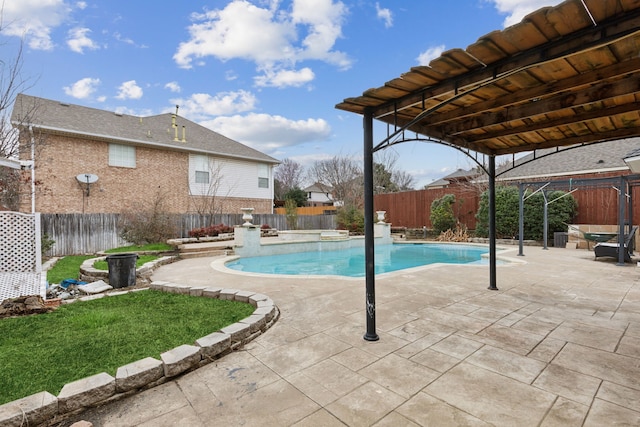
xmin=225 ymin=243 xmax=491 ymax=277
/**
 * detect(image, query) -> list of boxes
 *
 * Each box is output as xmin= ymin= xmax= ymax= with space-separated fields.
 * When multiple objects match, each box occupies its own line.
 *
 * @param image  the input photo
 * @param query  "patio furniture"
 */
xmin=594 ymin=225 xmax=638 ymax=262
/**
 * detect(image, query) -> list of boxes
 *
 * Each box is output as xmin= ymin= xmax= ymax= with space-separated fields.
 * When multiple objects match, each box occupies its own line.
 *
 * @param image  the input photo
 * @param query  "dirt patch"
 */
xmin=0 ymin=295 xmax=54 ymax=318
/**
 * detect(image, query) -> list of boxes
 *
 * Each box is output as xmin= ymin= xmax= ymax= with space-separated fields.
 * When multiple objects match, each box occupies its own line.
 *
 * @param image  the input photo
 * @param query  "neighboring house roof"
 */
xmin=425 ymin=168 xmax=478 ymax=188
xmin=442 ymin=168 xmax=477 ymax=181
xmin=424 ymin=178 xmax=449 ymax=188
xmin=11 ymin=94 xmax=279 ymax=164
xmin=304 ymin=183 xmax=333 ymax=193
xmin=497 ymin=138 xmax=640 ymax=181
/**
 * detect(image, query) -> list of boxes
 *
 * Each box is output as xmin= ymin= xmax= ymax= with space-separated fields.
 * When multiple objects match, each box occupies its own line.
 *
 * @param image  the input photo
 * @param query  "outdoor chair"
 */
xmin=594 ymin=225 xmax=638 ymax=262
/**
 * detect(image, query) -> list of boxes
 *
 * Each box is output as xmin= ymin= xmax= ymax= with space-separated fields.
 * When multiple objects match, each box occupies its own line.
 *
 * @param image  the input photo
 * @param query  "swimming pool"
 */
xmin=225 ymin=243 xmax=492 ymax=277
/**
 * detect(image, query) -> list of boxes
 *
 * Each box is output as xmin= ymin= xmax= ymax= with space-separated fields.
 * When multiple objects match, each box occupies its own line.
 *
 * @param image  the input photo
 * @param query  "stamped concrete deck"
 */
xmin=61 ymin=245 xmax=640 ymax=426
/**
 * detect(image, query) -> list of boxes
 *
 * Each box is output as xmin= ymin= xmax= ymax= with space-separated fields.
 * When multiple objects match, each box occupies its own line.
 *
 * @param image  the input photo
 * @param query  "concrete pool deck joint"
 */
xmin=0 ymin=282 xmax=279 ymax=427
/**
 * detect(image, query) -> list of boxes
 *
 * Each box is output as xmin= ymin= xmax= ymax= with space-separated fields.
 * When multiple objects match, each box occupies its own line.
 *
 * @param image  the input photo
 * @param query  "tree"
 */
xmin=189 ymin=157 xmax=236 ymax=218
xmin=373 ymin=151 xmax=415 ymax=193
xmin=307 ymin=155 xmax=363 ymax=208
xmin=0 ymin=23 xmax=40 ymax=210
xmin=475 ymin=186 xmax=576 ymax=240
xmin=283 ymin=187 xmax=307 ymax=207
xmin=274 ymin=158 xmax=304 ymax=200
xmin=284 ymin=198 xmax=298 ymax=230
xmin=430 ymin=194 xmax=457 ymax=233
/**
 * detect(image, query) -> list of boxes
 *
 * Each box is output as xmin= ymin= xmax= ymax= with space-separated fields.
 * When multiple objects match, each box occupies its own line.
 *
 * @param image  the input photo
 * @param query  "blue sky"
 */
xmin=2 ymin=0 xmax=561 ymax=188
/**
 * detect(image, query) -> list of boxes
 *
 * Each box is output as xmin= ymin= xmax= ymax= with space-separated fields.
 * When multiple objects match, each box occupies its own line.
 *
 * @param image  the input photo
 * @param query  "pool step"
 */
xmin=178 ymin=242 xmax=234 ymax=259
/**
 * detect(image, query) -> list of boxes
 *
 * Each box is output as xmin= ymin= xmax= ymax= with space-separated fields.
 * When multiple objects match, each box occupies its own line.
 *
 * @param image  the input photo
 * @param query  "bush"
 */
xmin=475 ymin=186 xmax=576 ymax=240
xmin=285 ymin=199 xmax=298 ymax=230
xmin=188 ymin=223 xmax=234 ymax=238
xmin=336 ymin=205 xmax=364 ymax=234
xmin=283 ymin=187 xmax=308 ymax=207
xmin=119 ymin=189 xmax=179 ymax=245
xmin=41 ymin=234 xmax=55 ymax=257
xmin=430 ymin=194 xmax=457 ymax=233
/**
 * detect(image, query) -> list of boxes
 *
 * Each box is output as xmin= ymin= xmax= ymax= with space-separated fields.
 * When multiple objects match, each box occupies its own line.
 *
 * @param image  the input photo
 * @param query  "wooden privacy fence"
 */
xmin=374 ymin=187 xmax=480 ymax=230
xmin=41 ymin=213 xmax=337 ymax=256
xmin=373 ymin=180 xmax=640 ymax=230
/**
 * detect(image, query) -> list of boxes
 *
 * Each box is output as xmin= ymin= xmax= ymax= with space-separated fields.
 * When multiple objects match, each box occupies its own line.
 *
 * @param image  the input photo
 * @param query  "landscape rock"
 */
xmin=0 ymin=295 xmax=51 ymax=318
xmin=77 ymin=280 xmax=113 ymax=294
xmin=0 ymin=391 xmax=57 ymax=427
xmin=57 ymin=372 xmax=115 ymax=412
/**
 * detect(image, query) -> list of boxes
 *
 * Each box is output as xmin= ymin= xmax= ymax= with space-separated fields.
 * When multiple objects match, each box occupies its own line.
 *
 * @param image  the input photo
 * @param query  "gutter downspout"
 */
xmin=29 ymin=125 xmax=36 ymax=214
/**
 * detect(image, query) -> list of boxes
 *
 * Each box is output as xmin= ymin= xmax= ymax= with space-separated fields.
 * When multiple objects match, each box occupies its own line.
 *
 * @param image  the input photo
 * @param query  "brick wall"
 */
xmin=20 ymin=134 xmax=273 ymax=214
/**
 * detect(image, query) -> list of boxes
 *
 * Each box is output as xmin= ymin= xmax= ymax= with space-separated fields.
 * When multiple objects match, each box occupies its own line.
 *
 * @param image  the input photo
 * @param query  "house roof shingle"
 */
xmin=497 ymin=138 xmax=640 ymax=180
xmin=11 ymin=94 xmax=279 ymax=164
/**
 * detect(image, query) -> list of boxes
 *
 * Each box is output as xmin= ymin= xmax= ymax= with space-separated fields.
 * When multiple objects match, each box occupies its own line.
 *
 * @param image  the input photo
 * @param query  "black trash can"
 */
xmin=106 ymin=253 xmax=138 ymax=288
xmin=553 ymin=232 xmax=568 ymax=248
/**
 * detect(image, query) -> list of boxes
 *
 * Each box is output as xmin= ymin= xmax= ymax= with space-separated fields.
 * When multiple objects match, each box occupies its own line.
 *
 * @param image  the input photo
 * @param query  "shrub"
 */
xmin=285 ymin=199 xmax=298 ymax=230
xmin=475 ymin=186 xmax=576 ymax=240
xmin=430 ymin=194 xmax=457 ymax=233
xmin=336 ymin=205 xmax=364 ymax=234
xmin=119 ymin=189 xmax=179 ymax=245
xmin=41 ymin=234 xmax=55 ymax=257
xmin=283 ymin=187 xmax=308 ymax=207
xmin=188 ymin=223 xmax=234 ymax=238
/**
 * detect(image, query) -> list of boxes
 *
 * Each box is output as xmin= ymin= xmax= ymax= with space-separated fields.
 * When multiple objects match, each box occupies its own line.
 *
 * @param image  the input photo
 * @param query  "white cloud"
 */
xmin=115 ymin=80 xmax=143 ymax=100
xmin=67 ymin=27 xmax=99 ymax=53
xmin=174 ymin=0 xmax=350 ymax=86
xmin=375 ymin=3 xmax=393 ymax=28
xmin=254 ymin=67 xmax=315 ymax=88
xmin=1 ymin=0 xmax=71 ymax=50
xmin=417 ymin=44 xmax=446 ymax=66
xmin=489 ymin=0 xmax=562 ymax=27
xmin=171 ymin=90 xmax=258 ymax=119
xmin=76 ymin=1 xmax=87 ymax=10
xmin=63 ymin=77 xmax=101 ymax=99
xmin=164 ymin=81 xmax=181 ymax=93
xmin=203 ymin=113 xmax=332 ymax=153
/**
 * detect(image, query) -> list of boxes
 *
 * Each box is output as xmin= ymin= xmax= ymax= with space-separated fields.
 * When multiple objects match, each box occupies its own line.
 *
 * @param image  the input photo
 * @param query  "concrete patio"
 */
xmin=61 ymin=244 xmax=640 ymax=426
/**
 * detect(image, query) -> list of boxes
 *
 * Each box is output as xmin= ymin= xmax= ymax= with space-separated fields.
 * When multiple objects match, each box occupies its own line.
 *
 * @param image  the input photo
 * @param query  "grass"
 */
xmin=93 ymin=255 xmax=158 ymax=270
xmin=46 ymin=255 xmax=94 ymax=284
xmin=46 ymin=242 xmax=172 ymax=283
xmin=105 ymin=243 xmax=174 ymax=253
xmin=0 ymin=290 xmax=255 ymax=405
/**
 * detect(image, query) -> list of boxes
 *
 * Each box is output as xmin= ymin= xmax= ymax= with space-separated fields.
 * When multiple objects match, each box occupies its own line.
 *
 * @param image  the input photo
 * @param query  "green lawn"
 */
xmin=0 ymin=290 xmax=254 ymax=405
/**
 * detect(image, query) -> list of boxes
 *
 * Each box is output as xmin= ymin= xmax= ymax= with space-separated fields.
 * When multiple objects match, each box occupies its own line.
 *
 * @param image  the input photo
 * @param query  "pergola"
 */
xmin=335 ymin=0 xmax=640 ymax=341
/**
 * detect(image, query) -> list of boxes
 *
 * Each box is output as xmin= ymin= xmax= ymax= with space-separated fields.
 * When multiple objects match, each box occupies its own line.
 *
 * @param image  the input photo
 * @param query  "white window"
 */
xmin=195 ymin=170 xmax=209 ymax=184
xmin=258 ymin=164 xmax=269 ymax=188
xmin=109 ymin=144 xmax=135 ymax=168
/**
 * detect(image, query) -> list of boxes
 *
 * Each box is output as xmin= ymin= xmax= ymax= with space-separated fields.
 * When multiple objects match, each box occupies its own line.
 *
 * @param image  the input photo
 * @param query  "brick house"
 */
xmin=10 ymin=94 xmax=279 ymax=214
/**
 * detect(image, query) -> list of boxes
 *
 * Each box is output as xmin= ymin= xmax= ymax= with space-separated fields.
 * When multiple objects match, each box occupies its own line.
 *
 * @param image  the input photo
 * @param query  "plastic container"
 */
xmin=106 ymin=253 xmax=138 ymax=288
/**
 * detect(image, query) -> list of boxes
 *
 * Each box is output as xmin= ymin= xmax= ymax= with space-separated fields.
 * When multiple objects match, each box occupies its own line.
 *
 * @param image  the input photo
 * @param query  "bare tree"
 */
xmin=189 ymin=157 xmax=236 ymax=218
xmin=393 ymin=170 xmax=416 ymax=191
xmin=307 ymin=155 xmax=363 ymax=208
xmin=0 ymin=16 xmax=41 ymax=210
xmin=274 ymin=158 xmax=304 ymax=199
xmin=373 ymin=151 xmax=415 ymax=193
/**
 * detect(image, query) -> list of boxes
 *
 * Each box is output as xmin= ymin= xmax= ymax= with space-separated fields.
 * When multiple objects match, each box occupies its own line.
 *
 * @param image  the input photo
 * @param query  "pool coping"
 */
xmin=0 ymin=282 xmax=279 ymax=427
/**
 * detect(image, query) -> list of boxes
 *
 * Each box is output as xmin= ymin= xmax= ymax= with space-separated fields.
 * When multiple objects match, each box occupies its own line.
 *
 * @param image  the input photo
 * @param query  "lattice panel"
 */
xmin=0 ymin=211 xmax=38 ymax=272
xmin=0 ymin=273 xmax=44 ymax=302
xmin=0 ymin=211 xmax=43 ymax=302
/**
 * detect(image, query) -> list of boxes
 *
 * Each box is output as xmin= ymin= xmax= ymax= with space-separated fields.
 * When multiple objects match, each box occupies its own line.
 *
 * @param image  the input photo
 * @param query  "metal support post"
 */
xmin=363 ymin=110 xmax=379 ymax=341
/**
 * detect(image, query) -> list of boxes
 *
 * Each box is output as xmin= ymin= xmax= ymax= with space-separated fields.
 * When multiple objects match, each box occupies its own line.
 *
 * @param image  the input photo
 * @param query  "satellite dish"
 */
xmin=76 ymin=173 xmax=99 ymax=184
